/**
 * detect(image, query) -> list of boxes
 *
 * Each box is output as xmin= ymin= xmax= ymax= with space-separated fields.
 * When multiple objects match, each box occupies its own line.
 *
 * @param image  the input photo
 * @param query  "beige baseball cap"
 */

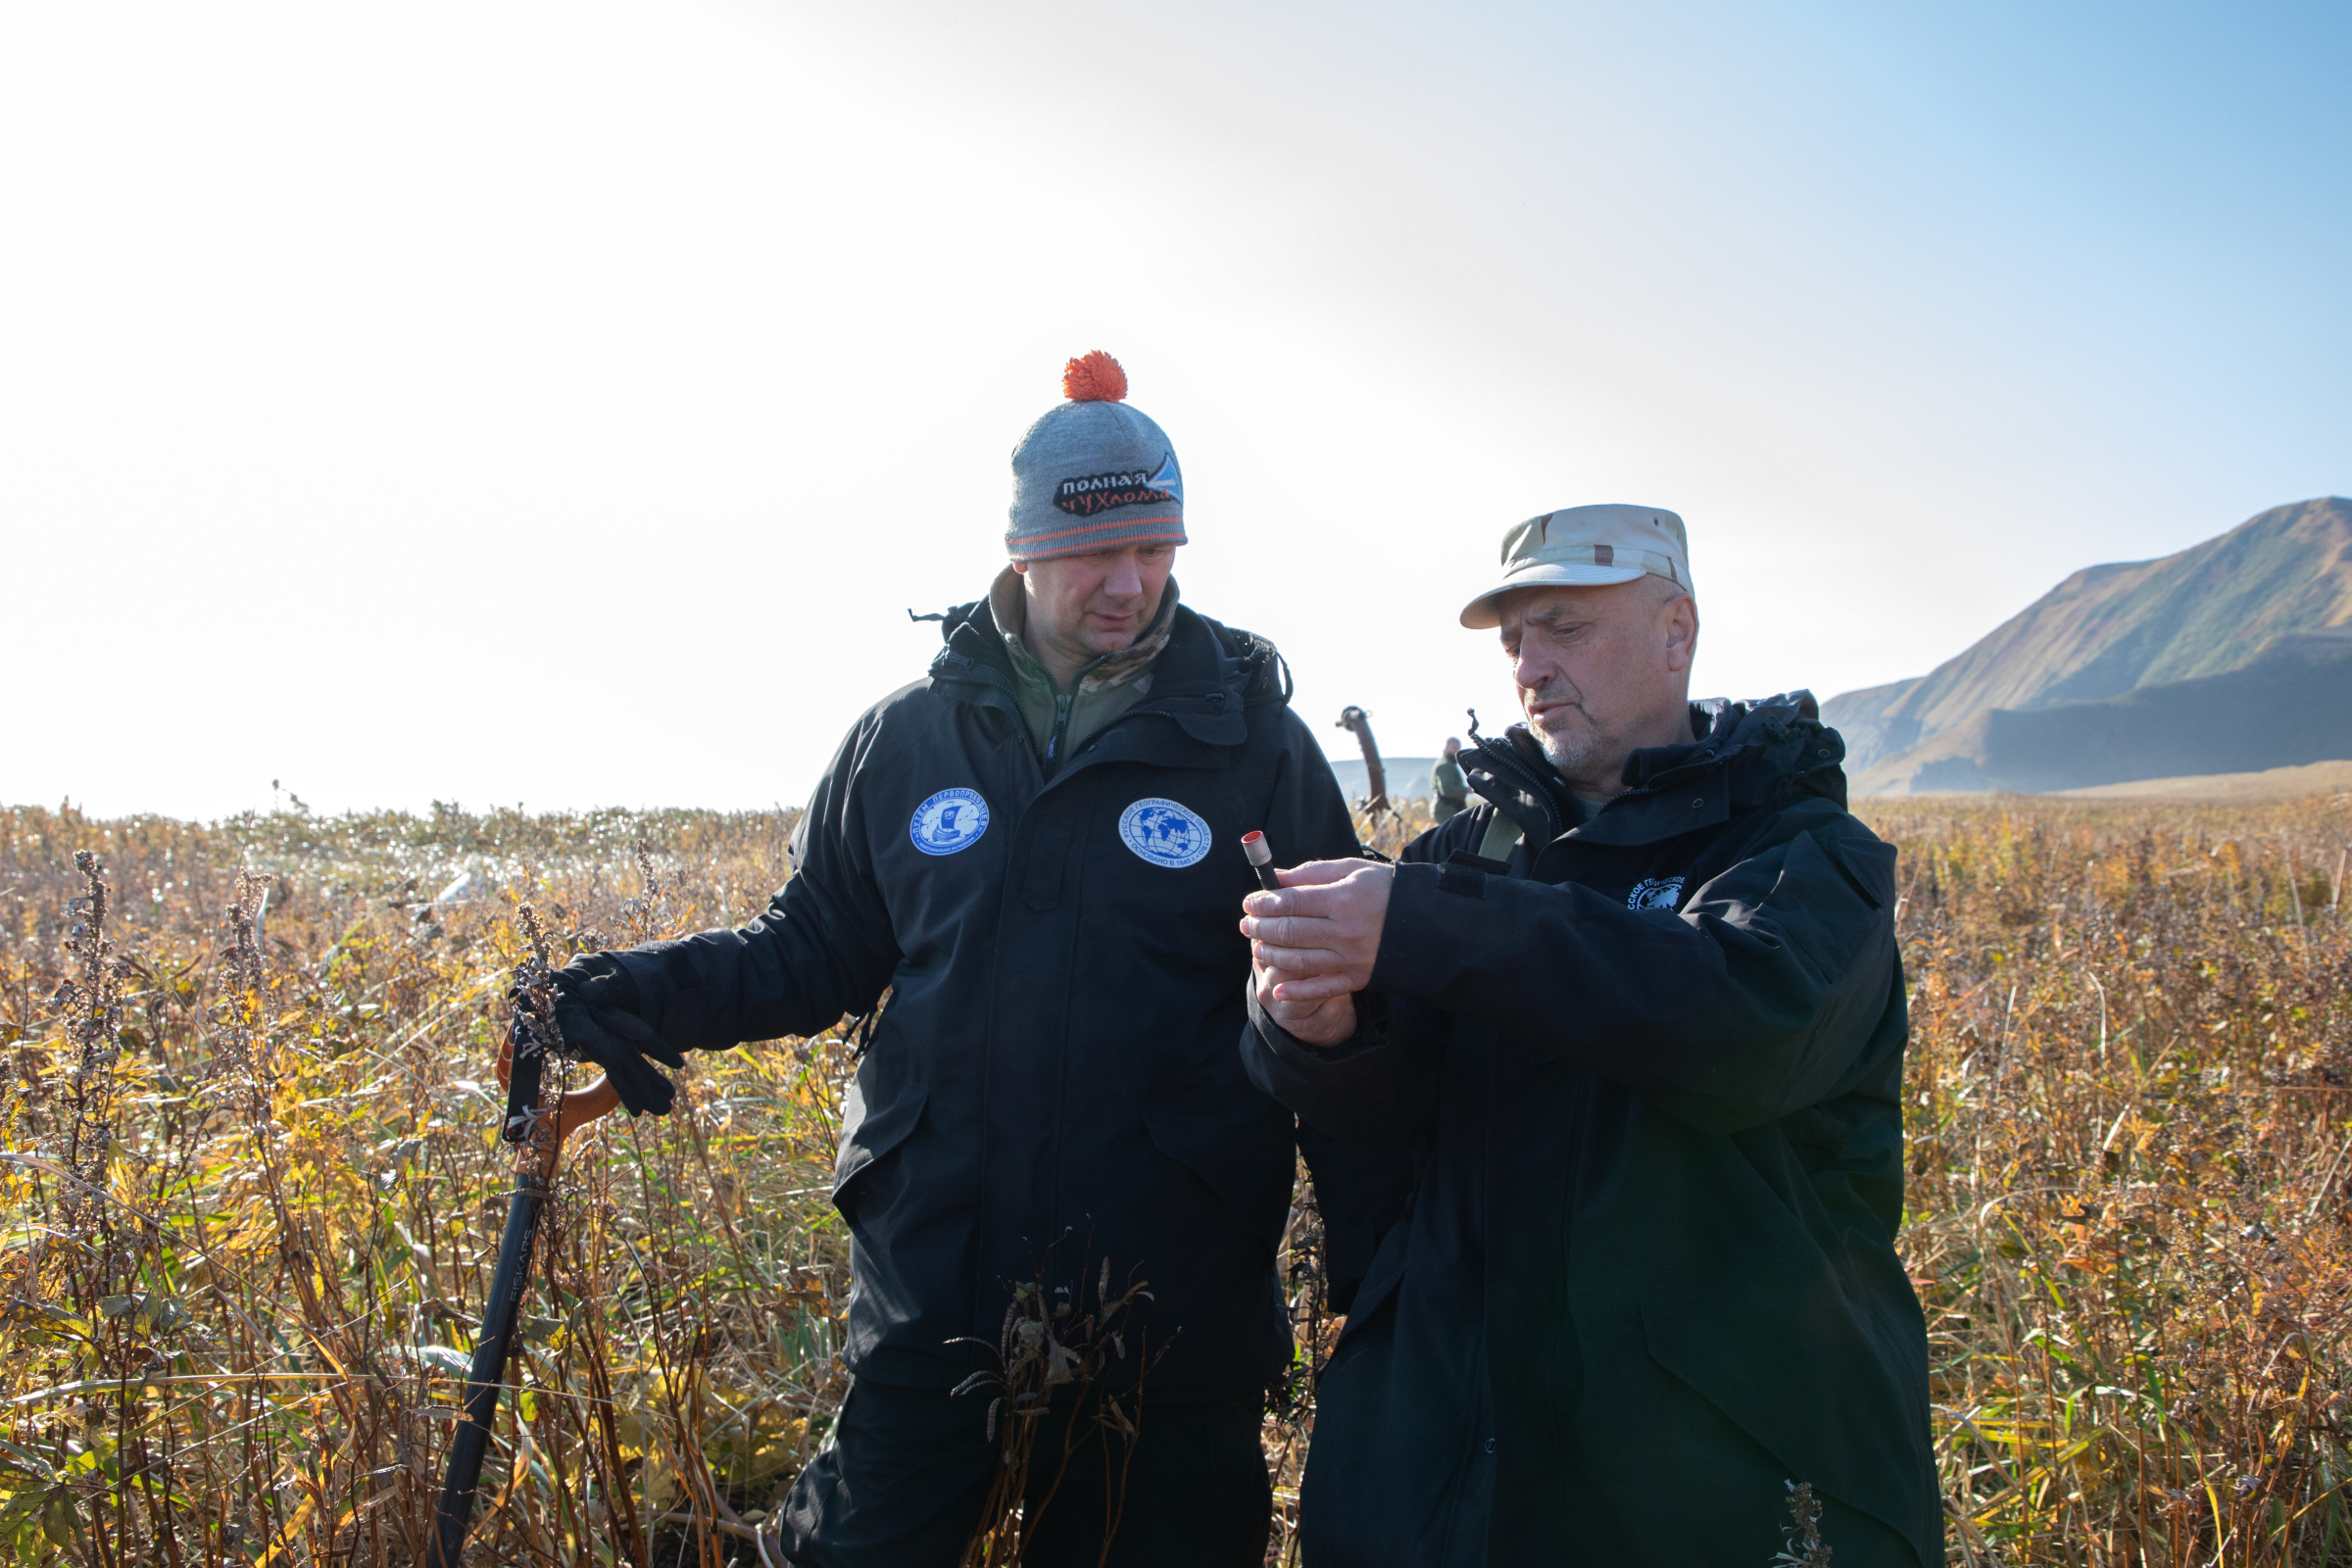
xmin=1458 ymin=504 xmax=1692 ymax=628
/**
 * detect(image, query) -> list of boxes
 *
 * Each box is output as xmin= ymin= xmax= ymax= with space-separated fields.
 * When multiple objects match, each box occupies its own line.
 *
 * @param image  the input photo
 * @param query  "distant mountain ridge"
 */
xmin=1824 ymin=498 xmax=2352 ymax=795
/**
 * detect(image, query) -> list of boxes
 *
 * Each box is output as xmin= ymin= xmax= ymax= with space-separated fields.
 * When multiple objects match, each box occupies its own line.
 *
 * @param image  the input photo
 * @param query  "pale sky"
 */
xmin=5 ymin=1 xmax=2346 ymax=819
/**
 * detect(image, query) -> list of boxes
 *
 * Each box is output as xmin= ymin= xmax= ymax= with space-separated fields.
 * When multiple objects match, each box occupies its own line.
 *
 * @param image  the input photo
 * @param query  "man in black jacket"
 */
xmin=551 ymin=354 xmax=1392 ymax=1566
xmin=1239 ymin=505 xmax=1938 ymax=1565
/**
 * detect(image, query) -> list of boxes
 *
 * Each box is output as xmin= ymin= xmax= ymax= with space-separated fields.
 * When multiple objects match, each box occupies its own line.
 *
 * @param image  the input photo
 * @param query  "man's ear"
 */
xmin=1011 ymin=560 xmax=1030 ymax=575
xmin=1661 ymin=590 xmax=1698 ymax=675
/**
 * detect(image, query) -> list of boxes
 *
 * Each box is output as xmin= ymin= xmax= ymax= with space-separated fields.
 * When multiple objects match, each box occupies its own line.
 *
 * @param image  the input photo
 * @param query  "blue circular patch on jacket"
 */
xmin=910 ymin=788 xmax=990 ymax=857
xmin=1118 ymin=797 xmax=1211 ymax=868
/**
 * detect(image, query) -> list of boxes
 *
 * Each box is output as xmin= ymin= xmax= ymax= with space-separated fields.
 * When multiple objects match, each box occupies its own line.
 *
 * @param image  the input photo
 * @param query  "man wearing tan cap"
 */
xmin=1235 ymin=506 xmax=1937 ymax=1564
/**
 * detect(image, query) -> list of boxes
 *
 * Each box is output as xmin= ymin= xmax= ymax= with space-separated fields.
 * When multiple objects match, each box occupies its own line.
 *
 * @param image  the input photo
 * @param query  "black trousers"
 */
xmin=777 ymin=1379 xmax=1272 ymax=1567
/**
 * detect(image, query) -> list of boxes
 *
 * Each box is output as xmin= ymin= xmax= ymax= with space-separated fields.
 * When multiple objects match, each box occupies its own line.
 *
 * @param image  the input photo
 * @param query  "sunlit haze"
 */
xmin=5 ymin=1 xmax=2345 ymax=818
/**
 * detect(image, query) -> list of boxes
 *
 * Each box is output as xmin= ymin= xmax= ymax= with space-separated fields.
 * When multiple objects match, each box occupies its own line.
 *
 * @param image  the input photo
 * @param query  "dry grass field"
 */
xmin=1 ymin=787 xmax=2348 ymax=1565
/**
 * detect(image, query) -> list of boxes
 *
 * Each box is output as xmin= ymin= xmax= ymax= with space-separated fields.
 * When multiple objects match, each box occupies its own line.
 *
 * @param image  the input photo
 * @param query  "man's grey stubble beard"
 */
xmin=1535 ymin=721 xmax=1600 ymax=776
xmin=1526 ymin=686 xmax=1604 ymax=777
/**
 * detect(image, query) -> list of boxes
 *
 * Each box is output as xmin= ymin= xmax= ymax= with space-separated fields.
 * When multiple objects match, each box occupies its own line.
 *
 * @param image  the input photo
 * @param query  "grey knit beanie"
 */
xmin=1004 ymin=352 xmax=1187 ymax=561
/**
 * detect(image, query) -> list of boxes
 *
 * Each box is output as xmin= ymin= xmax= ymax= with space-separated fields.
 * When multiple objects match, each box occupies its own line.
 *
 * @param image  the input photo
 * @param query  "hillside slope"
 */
xmin=1848 ymin=633 xmax=2352 ymax=795
xmin=1827 ymin=497 xmax=2352 ymax=775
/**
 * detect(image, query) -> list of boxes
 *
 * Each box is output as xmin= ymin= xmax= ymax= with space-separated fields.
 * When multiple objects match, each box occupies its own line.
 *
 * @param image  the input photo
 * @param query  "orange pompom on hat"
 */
xmin=1060 ymin=350 xmax=1128 ymax=404
xmin=1006 ymin=352 xmax=1186 ymax=561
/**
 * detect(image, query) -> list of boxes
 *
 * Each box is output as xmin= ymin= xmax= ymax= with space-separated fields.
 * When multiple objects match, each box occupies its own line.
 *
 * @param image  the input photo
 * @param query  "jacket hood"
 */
xmin=1629 ymin=690 xmax=1847 ymax=810
xmin=1465 ymin=691 xmax=1848 ymax=849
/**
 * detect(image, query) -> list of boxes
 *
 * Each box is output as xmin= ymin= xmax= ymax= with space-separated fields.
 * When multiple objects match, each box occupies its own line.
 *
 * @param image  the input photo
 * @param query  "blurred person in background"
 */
xmin=1237 ymin=506 xmax=1936 ymax=1565
xmin=1429 ymin=736 xmax=1467 ymax=822
xmin=544 ymin=354 xmax=1401 ymax=1567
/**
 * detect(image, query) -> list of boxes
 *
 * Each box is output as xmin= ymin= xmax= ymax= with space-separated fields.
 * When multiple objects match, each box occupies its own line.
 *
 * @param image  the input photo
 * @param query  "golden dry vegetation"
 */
xmin=1865 ymin=793 xmax=2352 ymax=1564
xmin=0 ymin=790 xmax=2348 ymax=1565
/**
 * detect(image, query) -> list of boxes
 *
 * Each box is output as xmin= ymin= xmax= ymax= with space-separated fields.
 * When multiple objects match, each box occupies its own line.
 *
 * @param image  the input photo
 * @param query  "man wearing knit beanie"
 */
xmin=540 ymin=354 xmax=1404 ymax=1565
xmin=992 ymin=350 xmax=1193 ymax=768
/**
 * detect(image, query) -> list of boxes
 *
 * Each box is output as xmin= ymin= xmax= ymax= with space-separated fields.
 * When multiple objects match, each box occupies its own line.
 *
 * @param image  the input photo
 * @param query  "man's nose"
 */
xmin=1513 ymin=644 xmax=1554 ymax=692
xmin=1103 ymin=560 xmax=1144 ymax=598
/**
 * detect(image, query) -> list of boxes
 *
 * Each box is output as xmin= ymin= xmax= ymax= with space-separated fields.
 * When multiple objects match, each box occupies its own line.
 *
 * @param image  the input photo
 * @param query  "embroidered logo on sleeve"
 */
xmin=1118 ymin=798 xmax=1211 ymax=868
xmin=910 ymin=788 xmax=990 ymax=857
xmin=1627 ymin=875 xmax=1685 ymax=910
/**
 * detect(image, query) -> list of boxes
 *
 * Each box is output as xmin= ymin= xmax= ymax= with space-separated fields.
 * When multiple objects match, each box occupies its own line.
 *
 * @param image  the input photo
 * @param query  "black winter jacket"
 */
xmin=1243 ymin=697 xmax=1937 ymax=1565
xmin=614 ymin=595 xmax=1396 ymax=1399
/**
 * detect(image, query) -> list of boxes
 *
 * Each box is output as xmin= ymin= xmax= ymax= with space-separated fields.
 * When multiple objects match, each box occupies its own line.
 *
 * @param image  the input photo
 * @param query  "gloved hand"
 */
xmin=545 ymin=952 xmax=685 ymax=1116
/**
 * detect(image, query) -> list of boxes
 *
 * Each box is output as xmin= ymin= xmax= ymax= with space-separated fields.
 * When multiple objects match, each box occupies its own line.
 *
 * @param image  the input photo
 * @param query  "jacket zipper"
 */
xmin=1046 ymin=689 xmax=1073 ymax=768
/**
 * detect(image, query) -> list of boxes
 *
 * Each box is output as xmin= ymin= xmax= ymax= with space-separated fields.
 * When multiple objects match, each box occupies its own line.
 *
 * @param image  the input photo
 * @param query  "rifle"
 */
xmin=428 ymin=906 xmax=619 ymax=1567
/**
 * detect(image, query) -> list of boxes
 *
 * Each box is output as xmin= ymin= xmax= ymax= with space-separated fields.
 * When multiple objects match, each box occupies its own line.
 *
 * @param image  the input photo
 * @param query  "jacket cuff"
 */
xmin=610 ymin=941 xmax=704 ymax=1036
xmin=1245 ymin=986 xmax=1390 ymax=1066
xmin=1371 ymin=860 xmax=1477 ymax=1000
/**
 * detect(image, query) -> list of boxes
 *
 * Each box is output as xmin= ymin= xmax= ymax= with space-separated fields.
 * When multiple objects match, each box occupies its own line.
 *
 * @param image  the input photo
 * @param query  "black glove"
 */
xmin=547 ymin=952 xmax=686 ymax=1116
